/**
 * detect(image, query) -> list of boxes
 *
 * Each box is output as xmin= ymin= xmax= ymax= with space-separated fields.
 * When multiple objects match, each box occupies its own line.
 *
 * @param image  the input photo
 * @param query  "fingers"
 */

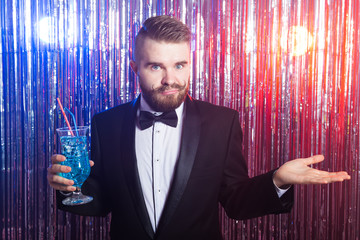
xmin=48 ymin=155 xmax=94 ymax=191
xmin=327 ymin=171 xmax=351 ymax=181
xmin=47 ymin=168 xmax=76 ymax=191
xmin=48 ymin=174 xmax=74 ymax=185
xmin=49 ymin=182 xmax=76 ymax=192
xmin=305 ymin=171 xmax=351 ymax=184
xmin=48 ymin=163 xmax=71 ymax=174
xmin=310 ymin=176 xmax=346 ymax=184
xmin=51 ymin=154 xmax=66 ymax=164
xmin=48 ymin=154 xmax=75 ymax=191
xmin=89 ymin=160 xmax=94 ymax=167
xmin=308 ymin=168 xmax=350 ymax=179
xmin=303 ymin=155 xmax=325 ymax=166
xmin=303 ymin=156 xmax=351 ymax=182
xmin=47 ymin=173 xmax=76 ymax=191
xmin=302 ymin=155 xmax=350 ymax=181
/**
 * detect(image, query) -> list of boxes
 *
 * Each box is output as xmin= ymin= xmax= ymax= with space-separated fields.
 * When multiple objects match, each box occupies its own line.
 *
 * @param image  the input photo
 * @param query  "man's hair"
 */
xmin=134 ymin=15 xmax=191 ymax=61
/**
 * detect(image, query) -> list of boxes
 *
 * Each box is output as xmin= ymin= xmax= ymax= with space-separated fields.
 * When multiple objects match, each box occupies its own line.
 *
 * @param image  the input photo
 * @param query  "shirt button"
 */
xmin=156 ymin=159 xmax=160 ymax=162
xmin=156 ymin=130 xmax=160 ymax=133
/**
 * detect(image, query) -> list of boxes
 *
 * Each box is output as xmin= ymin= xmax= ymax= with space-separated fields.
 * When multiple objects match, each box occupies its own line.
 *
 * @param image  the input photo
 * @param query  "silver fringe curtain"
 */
xmin=0 ymin=0 xmax=359 ymax=239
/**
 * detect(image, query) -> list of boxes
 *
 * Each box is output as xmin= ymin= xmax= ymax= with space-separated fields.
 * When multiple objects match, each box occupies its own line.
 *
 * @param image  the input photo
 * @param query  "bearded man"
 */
xmin=48 ymin=15 xmax=350 ymax=240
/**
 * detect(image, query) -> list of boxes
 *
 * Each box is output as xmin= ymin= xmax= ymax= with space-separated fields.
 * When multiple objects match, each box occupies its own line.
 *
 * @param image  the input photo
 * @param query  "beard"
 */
xmin=140 ymin=81 xmax=189 ymax=112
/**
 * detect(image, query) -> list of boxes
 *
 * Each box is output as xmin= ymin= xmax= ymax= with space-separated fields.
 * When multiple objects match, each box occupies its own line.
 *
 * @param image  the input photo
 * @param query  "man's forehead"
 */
xmin=140 ymin=39 xmax=190 ymax=62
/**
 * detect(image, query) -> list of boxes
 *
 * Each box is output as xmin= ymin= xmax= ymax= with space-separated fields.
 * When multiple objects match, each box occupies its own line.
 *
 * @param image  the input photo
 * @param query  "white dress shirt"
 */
xmin=135 ymin=97 xmax=184 ymax=231
xmin=135 ymin=96 xmax=288 ymax=231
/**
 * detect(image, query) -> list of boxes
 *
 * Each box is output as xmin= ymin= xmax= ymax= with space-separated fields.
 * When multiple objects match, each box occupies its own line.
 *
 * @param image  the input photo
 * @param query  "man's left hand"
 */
xmin=273 ymin=155 xmax=351 ymax=189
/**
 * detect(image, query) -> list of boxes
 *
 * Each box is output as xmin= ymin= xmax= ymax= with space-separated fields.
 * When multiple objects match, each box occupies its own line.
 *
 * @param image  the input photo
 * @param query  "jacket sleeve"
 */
xmin=218 ymin=112 xmax=293 ymax=220
xmin=56 ymin=115 xmax=111 ymax=217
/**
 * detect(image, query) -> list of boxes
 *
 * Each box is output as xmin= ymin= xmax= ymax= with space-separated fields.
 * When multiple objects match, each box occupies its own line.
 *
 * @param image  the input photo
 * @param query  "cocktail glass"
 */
xmin=56 ymin=126 xmax=93 ymax=206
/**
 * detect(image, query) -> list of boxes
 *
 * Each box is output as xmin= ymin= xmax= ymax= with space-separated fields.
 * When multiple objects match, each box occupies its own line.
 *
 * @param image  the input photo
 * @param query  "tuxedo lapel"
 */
xmin=121 ymin=97 xmax=155 ymax=238
xmin=156 ymin=96 xmax=201 ymax=236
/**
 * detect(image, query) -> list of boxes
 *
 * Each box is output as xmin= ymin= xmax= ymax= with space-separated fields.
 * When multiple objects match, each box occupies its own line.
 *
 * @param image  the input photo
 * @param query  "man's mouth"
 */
xmin=161 ymin=89 xmax=179 ymax=95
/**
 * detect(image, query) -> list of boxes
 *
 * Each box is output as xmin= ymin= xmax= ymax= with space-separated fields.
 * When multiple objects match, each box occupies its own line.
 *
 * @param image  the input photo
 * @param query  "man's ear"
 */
xmin=130 ymin=60 xmax=138 ymax=74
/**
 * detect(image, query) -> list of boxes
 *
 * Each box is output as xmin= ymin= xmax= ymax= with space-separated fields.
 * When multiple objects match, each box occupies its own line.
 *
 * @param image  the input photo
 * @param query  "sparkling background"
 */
xmin=0 ymin=0 xmax=359 ymax=239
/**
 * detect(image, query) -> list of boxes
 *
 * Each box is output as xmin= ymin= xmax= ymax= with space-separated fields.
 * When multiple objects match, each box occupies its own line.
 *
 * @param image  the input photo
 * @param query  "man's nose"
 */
xmin=161 ymin=69 xmax=176 ymax=85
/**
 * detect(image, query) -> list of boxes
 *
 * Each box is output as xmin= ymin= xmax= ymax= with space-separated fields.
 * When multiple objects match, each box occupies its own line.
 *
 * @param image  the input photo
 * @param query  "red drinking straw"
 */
xmin=57 ymin=98 xmax=75 ymax=136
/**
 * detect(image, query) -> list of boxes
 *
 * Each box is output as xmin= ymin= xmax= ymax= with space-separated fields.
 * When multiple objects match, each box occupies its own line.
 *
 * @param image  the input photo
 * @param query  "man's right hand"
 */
xmin=47 ymin=154 xmax=95 ymax=192
xmin=47 ymin=154 xmax=77 ymax=192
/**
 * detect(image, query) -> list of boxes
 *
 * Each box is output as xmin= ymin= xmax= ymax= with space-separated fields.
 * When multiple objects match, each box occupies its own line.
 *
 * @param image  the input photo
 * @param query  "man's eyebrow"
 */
xmin=144 ymin=62 xmax=163 ymax=67
xmin=176 ymin=61 xmax=188 ymax=65
xmin=144 ymin=61 xmax=189 ymax=67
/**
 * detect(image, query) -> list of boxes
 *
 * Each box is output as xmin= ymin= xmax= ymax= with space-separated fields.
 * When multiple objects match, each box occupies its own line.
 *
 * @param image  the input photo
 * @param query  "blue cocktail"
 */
xmin=56 ymin=126 xmax=93 ymax=206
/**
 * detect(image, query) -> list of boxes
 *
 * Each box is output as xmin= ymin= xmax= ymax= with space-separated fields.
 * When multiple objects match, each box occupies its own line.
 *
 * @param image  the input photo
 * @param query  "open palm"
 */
xmin=273 ymin=155 xmax=351 ymax=189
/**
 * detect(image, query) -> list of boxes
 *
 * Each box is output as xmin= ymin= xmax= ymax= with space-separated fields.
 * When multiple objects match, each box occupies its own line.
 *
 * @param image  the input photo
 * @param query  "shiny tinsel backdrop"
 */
xmin=0 ymin=0 xmax=359 ymax=239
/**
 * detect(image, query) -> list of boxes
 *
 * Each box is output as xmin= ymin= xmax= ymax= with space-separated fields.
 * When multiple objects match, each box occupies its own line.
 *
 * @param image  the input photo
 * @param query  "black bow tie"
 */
xmin=139 ymin=110 xmax=178 ymax=130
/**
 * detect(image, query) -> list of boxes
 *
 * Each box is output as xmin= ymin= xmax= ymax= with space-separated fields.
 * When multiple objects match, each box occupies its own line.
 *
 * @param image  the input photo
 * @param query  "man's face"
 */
xmin=130 ymin=37 xmax=190 ymax=112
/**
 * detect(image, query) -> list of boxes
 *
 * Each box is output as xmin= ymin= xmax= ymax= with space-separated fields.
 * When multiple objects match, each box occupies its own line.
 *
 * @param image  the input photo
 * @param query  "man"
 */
xmin=48 ymin=15 xmax=350 ymax=240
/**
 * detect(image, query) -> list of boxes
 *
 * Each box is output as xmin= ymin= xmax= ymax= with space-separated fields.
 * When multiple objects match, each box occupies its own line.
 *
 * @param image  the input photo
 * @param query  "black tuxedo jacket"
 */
xmin=58 ymin=95 xmax=293 ymax=240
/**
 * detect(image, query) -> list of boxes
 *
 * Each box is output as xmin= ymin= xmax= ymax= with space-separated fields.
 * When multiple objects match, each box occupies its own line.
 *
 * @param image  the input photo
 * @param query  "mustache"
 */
xmin=153 ymin=83 xmax=187 ymax=92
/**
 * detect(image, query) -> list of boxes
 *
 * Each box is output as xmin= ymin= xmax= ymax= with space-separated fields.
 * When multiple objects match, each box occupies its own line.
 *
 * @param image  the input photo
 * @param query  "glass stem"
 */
xmin=73 ymin=187 xmax=81 ymax=194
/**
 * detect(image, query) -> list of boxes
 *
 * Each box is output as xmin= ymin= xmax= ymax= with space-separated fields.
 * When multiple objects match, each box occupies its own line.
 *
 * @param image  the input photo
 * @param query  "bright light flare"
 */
xmin=38 ymin=17 xmax=54 ymax=43
xmin=281 ymin=26 xmax=313 ymax=56
xmin=37 ymin=16 xmax=76 ymax=46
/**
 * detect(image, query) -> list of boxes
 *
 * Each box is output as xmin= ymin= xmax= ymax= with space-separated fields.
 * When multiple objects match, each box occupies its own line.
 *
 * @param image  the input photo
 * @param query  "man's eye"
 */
xmin=151 ymin=65 xmax=161 ymax=70
xmin=175 ymin=64 xmax=184 ymax=70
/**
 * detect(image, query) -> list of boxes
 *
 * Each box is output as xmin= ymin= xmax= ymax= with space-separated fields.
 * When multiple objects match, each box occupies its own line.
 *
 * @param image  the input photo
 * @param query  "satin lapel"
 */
xmin=156 ymin=96 xmax=201 ymax=236
xmin=121 ymin=97 xmax=155 ymax=238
